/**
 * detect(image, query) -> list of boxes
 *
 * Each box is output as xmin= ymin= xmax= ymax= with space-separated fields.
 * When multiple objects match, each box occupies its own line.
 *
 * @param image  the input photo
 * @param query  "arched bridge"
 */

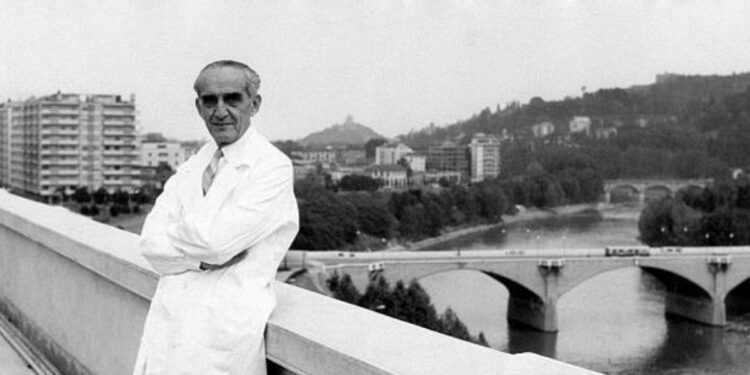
xmin=603 ymin=179 xmax=713 ymax=203
xmin=284 ymin=246 xmax=750 ymax=332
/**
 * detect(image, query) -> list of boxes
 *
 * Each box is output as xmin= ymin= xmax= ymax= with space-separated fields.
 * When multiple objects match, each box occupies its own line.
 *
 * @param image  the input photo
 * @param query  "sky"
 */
xmin=2 ymin=1 xmax=750 ymax=142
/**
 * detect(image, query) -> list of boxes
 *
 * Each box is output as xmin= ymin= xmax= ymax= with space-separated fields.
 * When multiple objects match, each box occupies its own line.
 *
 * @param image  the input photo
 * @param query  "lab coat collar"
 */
xmin=210 ymin=126 xmax=259 ymax=168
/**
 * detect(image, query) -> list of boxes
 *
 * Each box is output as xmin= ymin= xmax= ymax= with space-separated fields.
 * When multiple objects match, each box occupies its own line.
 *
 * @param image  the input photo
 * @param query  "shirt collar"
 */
xmin=205 ymin=126 xmax=257 ymax=168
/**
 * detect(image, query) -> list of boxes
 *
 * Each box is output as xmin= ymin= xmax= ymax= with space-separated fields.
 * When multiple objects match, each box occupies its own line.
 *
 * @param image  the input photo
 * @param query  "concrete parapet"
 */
xmin=0 ymin=193 xmax=598 ymax=374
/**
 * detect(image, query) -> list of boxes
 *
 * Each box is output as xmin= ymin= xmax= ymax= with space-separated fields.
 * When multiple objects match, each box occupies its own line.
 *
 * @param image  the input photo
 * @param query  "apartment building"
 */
xmin=427 ymin=141 xmax=469 ymax=181
xmin=469 ymin=133 xmax=501 ymax=183
xmin=140 ymin=141 xmax=186 ymax=169
xmin=0 ymin=93 xmax=140 ymax=199
xmin=0 ymin=100 xmax=22 ymax=187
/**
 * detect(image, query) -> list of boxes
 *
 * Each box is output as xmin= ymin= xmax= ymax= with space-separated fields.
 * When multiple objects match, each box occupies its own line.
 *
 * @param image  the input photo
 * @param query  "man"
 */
xmin=133 ymin=60 xmax=299 ymax=374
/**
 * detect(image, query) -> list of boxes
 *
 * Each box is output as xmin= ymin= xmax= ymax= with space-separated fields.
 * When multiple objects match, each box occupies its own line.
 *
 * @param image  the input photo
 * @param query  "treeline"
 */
xmin=576 ymin=126 xmax=730 ymax=180
xmin=638 ymin=176 xmax=750 ymax=246
xmin=292 ymin=147 xmax=603 ymax=250
xmin=400 ymin=74 xmax=750 ymax=179
xmin=327 ymin=273 xmax=488 ymax=347
xmin=62 ymin=187 xmax=155 ymax=218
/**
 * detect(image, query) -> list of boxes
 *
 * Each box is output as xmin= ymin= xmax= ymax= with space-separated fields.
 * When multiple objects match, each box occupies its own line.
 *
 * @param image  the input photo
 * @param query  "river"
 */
xmin=419 ymin=204 xmax=750 ymax=374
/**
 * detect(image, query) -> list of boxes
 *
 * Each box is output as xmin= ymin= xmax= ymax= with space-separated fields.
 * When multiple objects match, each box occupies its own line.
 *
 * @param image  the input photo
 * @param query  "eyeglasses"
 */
xmin=199 ymin=92 xmax=247 ymax=108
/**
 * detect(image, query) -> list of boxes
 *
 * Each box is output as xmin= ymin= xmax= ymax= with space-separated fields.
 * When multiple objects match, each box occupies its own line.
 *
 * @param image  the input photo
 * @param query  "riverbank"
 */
xmin=393 ymin=203 xmax=601 ymax=251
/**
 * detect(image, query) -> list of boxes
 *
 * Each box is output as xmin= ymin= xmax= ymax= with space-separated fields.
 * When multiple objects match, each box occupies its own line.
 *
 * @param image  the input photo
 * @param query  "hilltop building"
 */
xmin=569 ymin=116 xmax=592 ymax=136
xmin=375 ymin=143 xmax=413 ymax=165
xmin=531 ymin=121 xmax=555 ymax=138
xmin=469 ymin=133 xmax=501 ymax=182
xmin=0 ymin=93 xmax=140 ymax=200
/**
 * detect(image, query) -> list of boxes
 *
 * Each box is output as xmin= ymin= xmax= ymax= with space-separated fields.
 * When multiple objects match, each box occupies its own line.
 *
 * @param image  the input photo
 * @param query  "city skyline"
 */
xmin=3 ymin=1 xmax=750 ymax=142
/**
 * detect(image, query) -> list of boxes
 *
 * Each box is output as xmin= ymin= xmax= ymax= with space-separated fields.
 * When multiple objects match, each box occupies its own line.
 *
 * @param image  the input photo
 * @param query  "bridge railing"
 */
xmin=0 ymin=192 xmax=598 ymax=375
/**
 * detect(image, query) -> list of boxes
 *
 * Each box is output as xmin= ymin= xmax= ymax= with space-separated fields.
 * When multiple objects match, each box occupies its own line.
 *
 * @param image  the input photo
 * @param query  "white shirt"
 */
xmin=133 ymin=127 xmax=299 ymax=375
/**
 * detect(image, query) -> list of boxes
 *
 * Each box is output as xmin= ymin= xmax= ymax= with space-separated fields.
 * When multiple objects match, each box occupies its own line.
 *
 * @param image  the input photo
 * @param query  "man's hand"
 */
xmin=199 ymin=250 xmax=248 ymax=271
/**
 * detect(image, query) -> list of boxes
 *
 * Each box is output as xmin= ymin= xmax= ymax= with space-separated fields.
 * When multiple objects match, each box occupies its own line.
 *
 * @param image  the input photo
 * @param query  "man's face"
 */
xmin=194 ymin=67 xmax=261 ymax=147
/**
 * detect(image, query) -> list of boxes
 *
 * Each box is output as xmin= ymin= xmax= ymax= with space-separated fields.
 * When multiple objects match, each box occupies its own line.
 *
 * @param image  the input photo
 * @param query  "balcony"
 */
xmin=41 ymin=118 xmax=79 ymax=126
xmin=40 ymin=138 xmax=79 ymax=146
xmin=42 ymin=149 xmax=80 ymax=156
xmin=0 ymin=193 xmax=596 ymax=375
xmin=41 ymin=108 xmax=79 ymax=116
xmin=40 ymin=178 xmax=79 ymax=187
xmin=103 ymin=139 xmax=135 ymax=146
xmin=40 ymin=169 xmax=79 ymax=177
xmin=103 ymin=119 xmax=134 ymax=126
xmin=43 ymin=159 xmax=79 ymax=167
xmin=103 ymin=149 xmax=137 ymax=156
xmin=40 ymin=149 xmax=79 ymax=157
xmin=102 ymin=129 xmax=135 ymax=136
xmin=42 ymin=129 xmax=80 ymax=136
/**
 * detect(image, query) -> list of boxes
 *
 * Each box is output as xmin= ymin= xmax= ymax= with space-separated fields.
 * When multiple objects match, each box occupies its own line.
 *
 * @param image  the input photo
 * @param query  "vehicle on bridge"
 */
xmin=605 ymin=246 xmax=651 ymax=257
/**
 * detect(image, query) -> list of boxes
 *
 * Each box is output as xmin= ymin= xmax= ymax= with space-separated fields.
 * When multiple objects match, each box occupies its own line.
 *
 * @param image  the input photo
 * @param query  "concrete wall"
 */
xmin=0 ymin=194 xmax=154 ymax=375
xmin=0 ymin=192 xmax=599 ymax=374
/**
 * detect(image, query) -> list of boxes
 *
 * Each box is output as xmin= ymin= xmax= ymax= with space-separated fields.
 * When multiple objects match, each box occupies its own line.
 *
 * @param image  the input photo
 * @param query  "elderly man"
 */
xmin=133 ymin=60 xmax=299 ymax=374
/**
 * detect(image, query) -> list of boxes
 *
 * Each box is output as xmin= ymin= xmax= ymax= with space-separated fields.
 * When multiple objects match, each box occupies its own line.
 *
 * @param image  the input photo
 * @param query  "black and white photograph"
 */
xmin=2 ymin=1 xmax=750 ymax=374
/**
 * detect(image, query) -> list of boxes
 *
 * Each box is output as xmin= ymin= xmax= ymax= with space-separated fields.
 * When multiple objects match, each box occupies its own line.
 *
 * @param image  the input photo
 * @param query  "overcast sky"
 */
xmin=2 ymin=1 xmax=750 ymax=142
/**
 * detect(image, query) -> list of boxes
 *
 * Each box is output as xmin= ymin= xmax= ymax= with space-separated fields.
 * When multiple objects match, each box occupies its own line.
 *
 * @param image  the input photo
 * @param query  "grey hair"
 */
xmin=193 ymin=60 xmax=261 ymax=96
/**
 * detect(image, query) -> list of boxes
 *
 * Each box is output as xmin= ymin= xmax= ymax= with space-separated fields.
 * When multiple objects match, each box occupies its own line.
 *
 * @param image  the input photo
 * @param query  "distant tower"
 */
xmin=345 ymin=115 xmax=354 ymax=124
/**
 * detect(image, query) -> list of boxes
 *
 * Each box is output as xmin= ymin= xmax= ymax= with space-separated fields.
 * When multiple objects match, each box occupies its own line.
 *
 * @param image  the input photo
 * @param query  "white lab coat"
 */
xmin=133 ymin=127 xmax=299 ymax=375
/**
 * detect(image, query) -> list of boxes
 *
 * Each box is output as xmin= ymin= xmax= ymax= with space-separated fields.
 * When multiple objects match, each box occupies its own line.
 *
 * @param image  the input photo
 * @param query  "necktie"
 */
xmin=202 ymin=148 xmax=223 ymax=195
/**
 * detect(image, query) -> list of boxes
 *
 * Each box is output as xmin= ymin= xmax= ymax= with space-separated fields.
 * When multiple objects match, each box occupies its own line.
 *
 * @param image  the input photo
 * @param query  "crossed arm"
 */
xmin=140 ymin=162 xmax=294 ymax=276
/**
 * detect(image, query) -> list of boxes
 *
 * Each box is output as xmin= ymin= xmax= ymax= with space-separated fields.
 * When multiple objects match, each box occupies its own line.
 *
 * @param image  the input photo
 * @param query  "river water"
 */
xmin=419 ymin=204 xmax=750 ymax=374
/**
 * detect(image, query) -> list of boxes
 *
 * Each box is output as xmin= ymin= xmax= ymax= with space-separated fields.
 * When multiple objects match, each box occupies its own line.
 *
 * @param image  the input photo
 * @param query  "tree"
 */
xmin=397 ymin=205 xmax=427 ymax=239
xmin=92 ymin=188 xmax=110 ymax=205
xmin=112 ymin=189 xmax=130 ymax=206
xmin=475 ymin=183 xmax=508 ymax=222
xmin=72 ymin=187 xmax=91 ymax=204
xmin=292 ymin=183 xmax=359 ymax=250
xmin=325 ymin=274 xmax=488 ymax=346
xmin=341 ymin=193 xmax=396 ymax=238
xmin=364 ymin=138 xmax=387 ymax=159
xmin=327 ymin=272 xmax=361 ymax=304
xmin=339 ymin=175 xmax=381 ymax=192
xmin=397 ymin=157 xmax=413 ymax=178
xmin=155 ymin=162 xmax=175 ymax=187
xmin=438 ymin=308 xmax=472 ymax=342
xmin=359 ymin=275 xmax=392 ymax=312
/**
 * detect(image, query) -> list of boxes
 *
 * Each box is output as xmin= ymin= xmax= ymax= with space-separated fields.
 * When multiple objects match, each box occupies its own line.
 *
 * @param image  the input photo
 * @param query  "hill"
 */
xmin=395 ymin=71 xmax=750 ymax=179
xmin=397 ymin=72 xmax=750 ymax=148
xmin=299 ymin=115 xmax=384 ymax=148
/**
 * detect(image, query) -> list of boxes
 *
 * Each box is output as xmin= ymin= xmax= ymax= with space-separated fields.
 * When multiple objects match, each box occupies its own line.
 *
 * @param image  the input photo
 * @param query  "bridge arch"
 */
xmin=481 ymin=271 xmax=544 ymax=305
xmin=607 ymin=184 xmax=641 ymax=203
xmin=609 ymin=184 xmax=640 ymax=195
xmin=639 ymin=266 xmax=712 ymax=299
xmin=643 ymin=185 xmax=673 ymax=202
xmin=411 ymin=266 xmax=544 ymax=306
xmin=725 ymin=276 xmax=750 ymax=313
xmin=411 ymin=265 xmax=551 ymax=330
